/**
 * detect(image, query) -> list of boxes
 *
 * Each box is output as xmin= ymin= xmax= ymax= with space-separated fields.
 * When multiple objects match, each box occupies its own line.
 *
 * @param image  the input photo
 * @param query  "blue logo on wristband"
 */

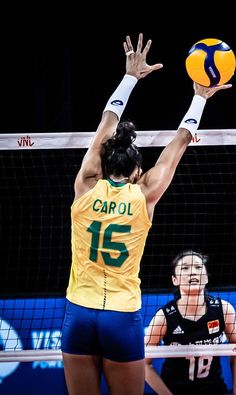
xmin=111 ymin=100 xmax=123 ymax=106
xmin=185 ymin=118 xmax=197 ymax=124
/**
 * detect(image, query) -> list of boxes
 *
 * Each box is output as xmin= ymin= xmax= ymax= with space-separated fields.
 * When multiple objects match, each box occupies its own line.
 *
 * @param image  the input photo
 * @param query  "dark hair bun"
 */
xmin=112 ymin=121 xmax=136 ymax=152
xmin=101 ymin=120 xmax=142 ymax=178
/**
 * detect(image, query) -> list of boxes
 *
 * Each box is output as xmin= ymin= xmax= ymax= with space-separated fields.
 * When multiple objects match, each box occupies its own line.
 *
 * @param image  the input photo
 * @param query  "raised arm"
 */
xmin=74 ymin=33 xmax=163 ymax=200
xmin=145 ymin=310 xmax=173 ymax=395
xmin=139 ymin=81 xmax=232 ymax=220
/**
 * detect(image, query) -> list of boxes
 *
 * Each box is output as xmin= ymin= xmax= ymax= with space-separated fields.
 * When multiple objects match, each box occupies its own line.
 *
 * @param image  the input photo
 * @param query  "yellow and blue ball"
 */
xmin=185 ymin=38 xmax=236 ymax=87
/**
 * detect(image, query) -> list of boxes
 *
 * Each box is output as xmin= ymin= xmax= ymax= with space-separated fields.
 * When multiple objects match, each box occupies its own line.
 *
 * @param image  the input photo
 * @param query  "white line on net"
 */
xmin=1 ymin=344 xmax=236 ymax=362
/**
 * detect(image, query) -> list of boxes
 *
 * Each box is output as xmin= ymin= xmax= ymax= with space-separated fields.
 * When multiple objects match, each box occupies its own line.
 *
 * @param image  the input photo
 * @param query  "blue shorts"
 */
xmin=61 ymin=300 xmax=144 ymax=362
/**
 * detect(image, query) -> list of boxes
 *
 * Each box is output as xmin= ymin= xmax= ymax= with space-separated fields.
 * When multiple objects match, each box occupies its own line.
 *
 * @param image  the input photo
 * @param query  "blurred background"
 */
xmin=0 ymin=12 xmax=235 ymax=134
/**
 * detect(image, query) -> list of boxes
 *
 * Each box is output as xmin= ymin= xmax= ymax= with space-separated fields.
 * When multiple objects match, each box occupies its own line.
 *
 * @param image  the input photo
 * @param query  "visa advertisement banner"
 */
xmin=0 ymin=293 xmax=234 ymax=395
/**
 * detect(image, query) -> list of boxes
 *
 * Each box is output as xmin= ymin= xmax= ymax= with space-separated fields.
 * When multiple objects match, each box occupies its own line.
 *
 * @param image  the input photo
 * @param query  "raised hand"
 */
xmin=194 ymin=81 xmax=232 ymax=99
xmin=123 ymin=33 xmax=163 ymax=80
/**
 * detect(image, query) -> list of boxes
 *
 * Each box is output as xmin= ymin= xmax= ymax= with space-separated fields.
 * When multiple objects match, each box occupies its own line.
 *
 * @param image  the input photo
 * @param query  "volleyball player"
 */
xmin=61 ymin=32 xmax=232 ymax=395
xmin=145 ymin=250 xmax=236 ymax=394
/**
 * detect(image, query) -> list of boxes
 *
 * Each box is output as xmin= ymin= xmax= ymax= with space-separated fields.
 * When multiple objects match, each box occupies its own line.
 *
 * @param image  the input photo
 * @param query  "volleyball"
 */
xmin=185 ymin=38 xmax=236 ymax=87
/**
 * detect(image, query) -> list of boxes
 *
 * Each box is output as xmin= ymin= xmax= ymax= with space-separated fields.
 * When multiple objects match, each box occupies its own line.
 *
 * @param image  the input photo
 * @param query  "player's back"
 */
xmin=67 ymin=179 xmax=151 ymax=311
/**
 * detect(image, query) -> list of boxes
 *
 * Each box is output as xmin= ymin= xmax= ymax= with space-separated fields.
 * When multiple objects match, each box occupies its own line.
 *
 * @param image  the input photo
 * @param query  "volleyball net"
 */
xmin=0 ymin=129 xmax=236 ymax=361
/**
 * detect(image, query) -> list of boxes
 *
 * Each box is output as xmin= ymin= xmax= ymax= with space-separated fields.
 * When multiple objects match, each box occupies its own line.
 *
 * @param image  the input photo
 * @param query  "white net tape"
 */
xmin=0 ymin=129 xmax=236 ymax=150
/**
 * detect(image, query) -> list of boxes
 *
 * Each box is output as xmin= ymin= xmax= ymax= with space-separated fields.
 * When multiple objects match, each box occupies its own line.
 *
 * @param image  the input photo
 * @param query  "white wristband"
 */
xmin=178 ymin=94 xmax=207 ymax=136
xmin=103 ymin=74 xmax=138 ymax=120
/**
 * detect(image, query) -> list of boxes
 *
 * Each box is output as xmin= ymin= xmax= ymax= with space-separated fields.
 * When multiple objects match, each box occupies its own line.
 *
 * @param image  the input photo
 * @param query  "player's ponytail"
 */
xmin=102 ymin=121 xmax=142 ymax=178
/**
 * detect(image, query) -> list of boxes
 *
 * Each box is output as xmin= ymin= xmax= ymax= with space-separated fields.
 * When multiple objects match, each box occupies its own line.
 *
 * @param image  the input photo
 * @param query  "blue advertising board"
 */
xmin=0 ymin=293 xmax=235 ymax=394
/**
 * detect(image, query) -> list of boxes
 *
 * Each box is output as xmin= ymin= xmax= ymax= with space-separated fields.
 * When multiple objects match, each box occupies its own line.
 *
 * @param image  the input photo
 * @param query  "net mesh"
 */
xmin=0 ymin=130 xmax=236 ymax=360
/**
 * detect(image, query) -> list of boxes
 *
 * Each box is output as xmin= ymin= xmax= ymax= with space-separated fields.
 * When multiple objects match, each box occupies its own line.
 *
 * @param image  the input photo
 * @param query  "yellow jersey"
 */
xmin=66 ymin=178 xmax=151 ymax=312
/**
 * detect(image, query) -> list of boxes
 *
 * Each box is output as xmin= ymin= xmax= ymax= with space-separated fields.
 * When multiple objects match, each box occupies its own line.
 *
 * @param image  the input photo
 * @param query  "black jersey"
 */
xmin=160 ymin=295 xmax=229 ymax=394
